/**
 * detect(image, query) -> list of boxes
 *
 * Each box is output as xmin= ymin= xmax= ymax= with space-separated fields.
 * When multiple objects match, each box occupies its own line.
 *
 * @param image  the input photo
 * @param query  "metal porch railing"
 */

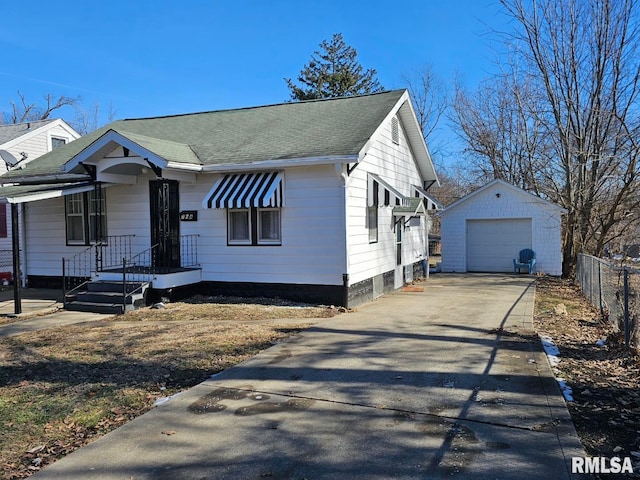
xmin=121 ymin=234 xmax=200 ymax=311
xmin=62 ymin=235 xmax=135 ymax=306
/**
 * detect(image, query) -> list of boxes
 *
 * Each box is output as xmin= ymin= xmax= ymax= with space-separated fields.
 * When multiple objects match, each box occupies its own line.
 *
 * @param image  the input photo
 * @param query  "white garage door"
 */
xmin=466 ymin=219 xmax=532 ymax=272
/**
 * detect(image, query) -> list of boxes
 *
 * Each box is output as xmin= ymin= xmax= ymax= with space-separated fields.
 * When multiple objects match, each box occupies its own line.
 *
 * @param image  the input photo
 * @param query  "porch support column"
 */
xmin=11 ymin=203 xmax=21 ymax=315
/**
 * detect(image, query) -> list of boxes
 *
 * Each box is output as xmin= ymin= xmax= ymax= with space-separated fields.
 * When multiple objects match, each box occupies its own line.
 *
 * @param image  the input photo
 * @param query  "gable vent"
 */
xmin=391 ymin=116 xmax=400 ymax=145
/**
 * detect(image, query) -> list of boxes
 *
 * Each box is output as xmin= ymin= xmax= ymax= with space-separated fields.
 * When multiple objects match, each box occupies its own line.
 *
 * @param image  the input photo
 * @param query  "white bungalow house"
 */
xmin=0 ymin=90 xmax=440 ymax=312
xmin=0 ymin=119 xmax=80 ymax=282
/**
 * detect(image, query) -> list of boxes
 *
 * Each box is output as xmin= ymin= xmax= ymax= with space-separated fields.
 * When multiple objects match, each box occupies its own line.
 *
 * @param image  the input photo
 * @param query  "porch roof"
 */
xmin=0 ymin=181 xmax=96 ymax=204
xmin=393 ymin=197 xmax=428 ymax=217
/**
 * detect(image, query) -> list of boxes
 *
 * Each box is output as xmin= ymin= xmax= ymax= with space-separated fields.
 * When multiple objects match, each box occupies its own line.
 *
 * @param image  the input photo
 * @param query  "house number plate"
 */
xmin=180 ymin=210 xmax=198 ymax=221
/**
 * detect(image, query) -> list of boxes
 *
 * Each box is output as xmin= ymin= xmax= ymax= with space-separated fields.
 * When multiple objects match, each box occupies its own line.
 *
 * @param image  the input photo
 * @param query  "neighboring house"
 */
xmin=439 ymin=179 xmax=566 ymax=276
xmin=0 ymin=119 xmax=81 ymax=281
xmin=0 ymin=90 xmax=440 ymax=311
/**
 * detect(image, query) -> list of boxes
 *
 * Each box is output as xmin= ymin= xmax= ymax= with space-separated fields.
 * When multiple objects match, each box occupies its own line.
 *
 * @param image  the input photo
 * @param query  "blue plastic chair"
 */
xmin=513 ymin=249 xmax=536 ymax=274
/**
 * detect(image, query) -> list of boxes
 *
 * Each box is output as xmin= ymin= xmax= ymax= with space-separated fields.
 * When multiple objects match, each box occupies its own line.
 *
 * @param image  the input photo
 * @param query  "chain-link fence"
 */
xmin=576 ymin=253 xmax=638 ymax=349
xmin=0 ymin=250 xmax=13 ymax=284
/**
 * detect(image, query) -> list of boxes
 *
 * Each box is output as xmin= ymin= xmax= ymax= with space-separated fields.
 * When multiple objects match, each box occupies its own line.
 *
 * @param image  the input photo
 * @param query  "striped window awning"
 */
xmin=203 ymin=171 xmax=284 ymax=209
xmin=367 ymin=173 xmax=408 ymax=207
xmin=414 ymin=185 xmax=443 ymax=211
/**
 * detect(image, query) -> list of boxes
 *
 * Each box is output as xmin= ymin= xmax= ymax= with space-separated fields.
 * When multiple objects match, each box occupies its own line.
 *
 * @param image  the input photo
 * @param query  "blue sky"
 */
xmin=0 ymin=0 xmax=507 ymax=162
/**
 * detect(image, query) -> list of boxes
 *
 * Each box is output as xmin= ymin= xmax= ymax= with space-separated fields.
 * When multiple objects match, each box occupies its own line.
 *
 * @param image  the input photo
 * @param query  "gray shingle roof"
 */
xmin=1 ymin=90 xmax=407 ymax=181
xmin=0 ymin=119 xmax=56 ymax=146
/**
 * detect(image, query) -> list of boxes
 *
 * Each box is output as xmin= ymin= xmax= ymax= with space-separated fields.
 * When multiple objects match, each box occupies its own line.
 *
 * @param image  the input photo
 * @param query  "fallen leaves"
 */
xmin=0 ymin=297 xmax=335 ymax=479
xmin=534 ymin=277 xmax=640 ymax=476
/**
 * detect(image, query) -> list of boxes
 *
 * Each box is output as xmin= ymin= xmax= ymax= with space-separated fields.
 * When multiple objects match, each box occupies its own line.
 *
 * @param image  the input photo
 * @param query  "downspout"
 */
xmin=335 ymin=163 xmax=349 ymax=307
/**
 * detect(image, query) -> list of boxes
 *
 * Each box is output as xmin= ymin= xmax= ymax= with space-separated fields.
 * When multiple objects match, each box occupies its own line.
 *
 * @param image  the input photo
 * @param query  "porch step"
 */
xmin=65 ymin=301 xmax=126 ymax=315
xmin=75 ymin=290 xmax=139 ymax=305
xmin=64 ymin=280 xmax=149 ymax=314
xmin=87 ymin=280 xmax=146 ymax=294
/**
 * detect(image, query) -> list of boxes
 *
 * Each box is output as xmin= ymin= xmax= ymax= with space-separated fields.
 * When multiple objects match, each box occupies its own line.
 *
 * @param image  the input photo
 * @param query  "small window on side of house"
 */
xmin=368 ymin=206 xmax=378 ymax=243
xmin=391 ymin=116 xmax=400 ymax=145
xmin=51 ymin=137 xmax=67 ymax=150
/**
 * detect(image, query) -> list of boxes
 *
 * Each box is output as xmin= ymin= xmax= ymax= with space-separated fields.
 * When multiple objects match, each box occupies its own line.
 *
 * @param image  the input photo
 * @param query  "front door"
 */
xmin=149 ymin=180 xmax=180 ymax=269
xmin=395 ymin=224 xmax=404 ymax=288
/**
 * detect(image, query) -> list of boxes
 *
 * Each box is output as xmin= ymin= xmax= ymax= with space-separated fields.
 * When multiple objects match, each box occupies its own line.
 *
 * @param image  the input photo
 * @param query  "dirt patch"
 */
xmin=0 ymin=298 xmax=340 ymax=479
xmin=534 ymin=277 xmax=640 ymax=478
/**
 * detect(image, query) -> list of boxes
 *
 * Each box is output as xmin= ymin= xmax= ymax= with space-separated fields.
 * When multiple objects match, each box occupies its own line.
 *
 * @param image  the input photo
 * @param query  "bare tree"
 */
xmin=73 ymin=102 xmax=118 ymax=135
xmin=453 ymin=0 xmax=640 ymax=276
xmin=402 ymin=65 xmax=448 ymax=142
xmin=4 ymin=91 xmax=79 ymax=124
xmin=452 ymin=74 xmax=551 ymax=194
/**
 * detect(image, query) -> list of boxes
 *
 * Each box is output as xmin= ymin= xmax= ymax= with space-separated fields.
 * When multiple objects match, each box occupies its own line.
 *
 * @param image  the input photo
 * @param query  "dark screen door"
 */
xmin=149 ymin=180 xmax=180 ymax=269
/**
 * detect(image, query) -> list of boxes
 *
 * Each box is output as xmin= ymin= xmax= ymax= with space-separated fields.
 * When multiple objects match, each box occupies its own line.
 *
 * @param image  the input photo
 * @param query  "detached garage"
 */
xmin=439 ymin=180 xmax=566 ymax=276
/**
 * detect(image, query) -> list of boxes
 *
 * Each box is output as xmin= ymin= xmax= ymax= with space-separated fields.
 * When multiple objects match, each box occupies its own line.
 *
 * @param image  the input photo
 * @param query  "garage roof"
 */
xmin=439 ymin=179 xmax=567 ymax=216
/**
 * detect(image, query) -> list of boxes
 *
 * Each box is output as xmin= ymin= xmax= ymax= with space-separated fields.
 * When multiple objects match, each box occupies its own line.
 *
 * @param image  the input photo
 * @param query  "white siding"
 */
xmin=25 ymin=197 xmax=73 ymax=276
xmin=0 ymin=122 xmax=80 ymax=272
xmin=440 ymin=181 xmax=564 ymax=276
xmin=193 ymin=166 xmax=346 ymax=285
xmin=24 ymin=181 xmax=152 ymax=277
xmin=0 ymin=123 xmax=78 ymax=175
xmin=23 ymin=167 xmax=347 ymax=285
xmin=346 ymin=114 xmax=429 ymax=286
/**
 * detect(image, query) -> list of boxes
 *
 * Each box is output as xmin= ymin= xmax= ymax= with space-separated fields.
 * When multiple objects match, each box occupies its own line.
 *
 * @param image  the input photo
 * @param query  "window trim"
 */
xmin=227 ymin=207 xmax=282 ymax=246
xmin=227 ymin=209 xmax=252 ymax=245
xmin=49 ymin=135 xmax=68 ymax=151
xmin=65 ymin=190 xmax=107 ymax=246
xmin=367 ymin=205 xmax=378 ymax=243
xmin=257 ymin=207 xmax=282 ymax=245
xmin=65 ymin=193 xmax=87 ymax=245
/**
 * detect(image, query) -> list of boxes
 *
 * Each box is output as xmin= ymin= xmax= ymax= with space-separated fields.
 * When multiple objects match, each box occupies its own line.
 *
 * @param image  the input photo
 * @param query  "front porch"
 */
xmin=63 ymin=234 xmax=201 ymax=313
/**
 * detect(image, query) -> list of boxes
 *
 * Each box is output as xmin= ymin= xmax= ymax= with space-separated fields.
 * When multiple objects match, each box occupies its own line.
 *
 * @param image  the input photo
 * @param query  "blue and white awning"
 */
xmin=413 ymin=185 xmax=443 ymax=211
xmin=367 ymin=173 xmax=408 ymax=207
xmin=203 ymin=171 xmax=284 ymax=209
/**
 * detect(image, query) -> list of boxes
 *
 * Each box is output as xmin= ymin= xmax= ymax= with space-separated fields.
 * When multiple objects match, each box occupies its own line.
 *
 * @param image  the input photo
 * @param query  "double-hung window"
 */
xmin=368 ymin=178 xmax=379 ymax=243
xmin=228 ymin=207 xmax=281 ymax=246
xmin=65 ymin=190 xmax=107 ymax=245
xmin=258 ymin=208 xmax=281 ymax=244
xmin=228 ymin=209 xmax=251 ymax=244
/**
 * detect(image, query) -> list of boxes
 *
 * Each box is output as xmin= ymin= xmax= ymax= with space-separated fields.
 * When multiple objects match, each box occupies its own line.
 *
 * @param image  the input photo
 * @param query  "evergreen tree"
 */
xmin=285 ymin=33 xmax=384 ymax=100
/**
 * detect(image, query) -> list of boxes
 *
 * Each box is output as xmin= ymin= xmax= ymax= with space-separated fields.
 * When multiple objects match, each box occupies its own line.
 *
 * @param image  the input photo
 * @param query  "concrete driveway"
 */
xmin=32 ymin=274 xmax=585 ymax=479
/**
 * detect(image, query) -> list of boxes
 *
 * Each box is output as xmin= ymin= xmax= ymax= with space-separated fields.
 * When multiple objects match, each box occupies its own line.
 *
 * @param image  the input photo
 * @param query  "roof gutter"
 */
xmin=0 ymin=174 xmax=91 ymax=186
xmin=165 ymin=161 xmax=203 ymax=172
xmin=201 ymin=155 xmax=359 ymax=172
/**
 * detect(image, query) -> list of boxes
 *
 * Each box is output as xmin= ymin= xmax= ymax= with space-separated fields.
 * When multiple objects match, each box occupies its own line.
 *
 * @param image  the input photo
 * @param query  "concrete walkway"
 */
xmin=0 ymin=288 xmax=109 ymax=337
xmin=29 ymin=274 xmax=585 ymax=479
xmin=0 ymin=287 xmax=62 ymax=317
